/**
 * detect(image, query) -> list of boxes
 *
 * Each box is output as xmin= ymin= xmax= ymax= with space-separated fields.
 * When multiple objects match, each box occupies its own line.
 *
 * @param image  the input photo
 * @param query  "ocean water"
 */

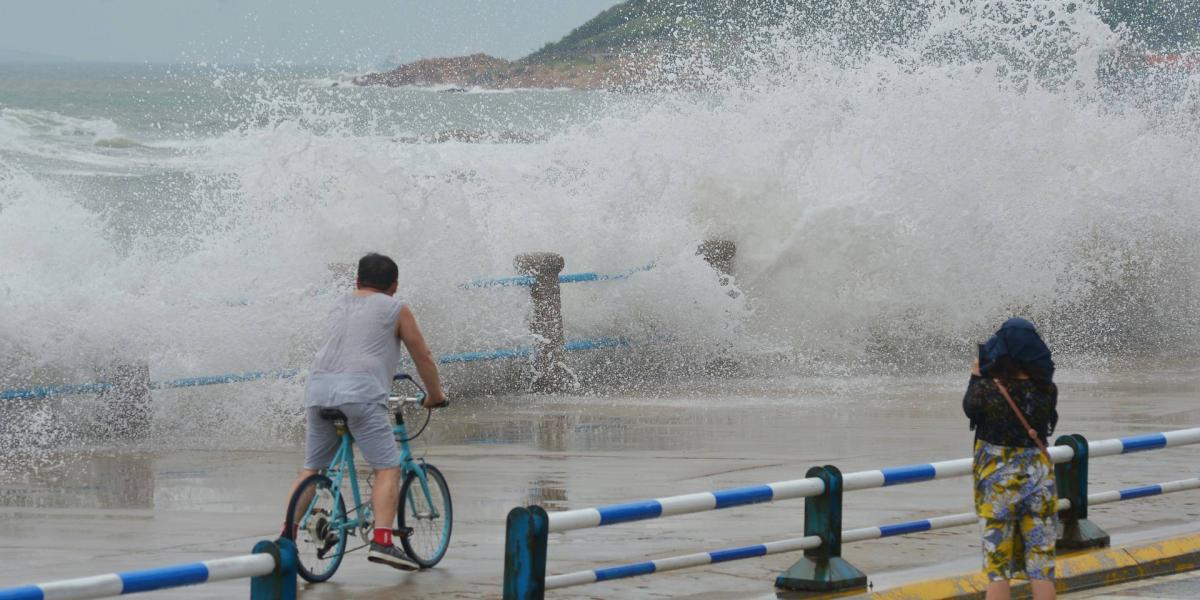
xmin=2 ymin=0 xmax=1199 ymax=404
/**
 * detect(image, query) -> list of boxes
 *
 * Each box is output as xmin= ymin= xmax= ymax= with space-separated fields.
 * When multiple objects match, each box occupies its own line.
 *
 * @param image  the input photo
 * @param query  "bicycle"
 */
xmin=284 ymin=374 xmax=452 ymax=582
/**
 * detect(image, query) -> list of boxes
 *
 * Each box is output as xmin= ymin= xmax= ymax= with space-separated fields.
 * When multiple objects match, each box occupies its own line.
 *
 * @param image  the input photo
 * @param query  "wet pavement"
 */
xmin=1 ymin=367 xmax=1198 ymax=598
xmin=1064 ymin=570 xmax=1200 ymax=598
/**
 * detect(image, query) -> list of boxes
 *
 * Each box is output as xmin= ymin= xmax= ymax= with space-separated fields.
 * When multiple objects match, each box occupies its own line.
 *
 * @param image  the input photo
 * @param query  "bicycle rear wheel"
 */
xmin=285 ymin=474 xmax=348 ymax=582
xmin=398 ymin=463 xmax=452 ymax=567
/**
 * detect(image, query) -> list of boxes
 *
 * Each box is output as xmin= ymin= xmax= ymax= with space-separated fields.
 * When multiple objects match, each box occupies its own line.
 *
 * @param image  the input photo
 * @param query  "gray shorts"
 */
xmin=304 ymin=403 xmax=400 ymax=470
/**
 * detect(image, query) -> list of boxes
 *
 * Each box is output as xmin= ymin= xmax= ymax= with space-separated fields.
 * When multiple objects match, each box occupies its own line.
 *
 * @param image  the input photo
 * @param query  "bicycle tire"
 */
xmin=285 ymin=473 xmax=348 ymax=582
xmin=398 ymin=463 xmax=453 ymax=567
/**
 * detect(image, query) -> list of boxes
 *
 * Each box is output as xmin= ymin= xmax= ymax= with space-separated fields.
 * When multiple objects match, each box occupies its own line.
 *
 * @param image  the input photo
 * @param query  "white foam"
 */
xmin=2 ymin=0 xmax=1199 ymax=406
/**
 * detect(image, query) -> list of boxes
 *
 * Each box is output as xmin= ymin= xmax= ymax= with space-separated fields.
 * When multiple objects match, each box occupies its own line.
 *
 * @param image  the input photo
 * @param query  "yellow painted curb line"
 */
xmin=853 ymin=533 xmax=1200 ymax=600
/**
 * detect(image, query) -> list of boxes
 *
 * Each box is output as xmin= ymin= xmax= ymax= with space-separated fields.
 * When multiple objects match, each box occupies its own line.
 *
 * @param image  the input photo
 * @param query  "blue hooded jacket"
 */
xmin=979 ymin=317 xmax=1055 ymax=381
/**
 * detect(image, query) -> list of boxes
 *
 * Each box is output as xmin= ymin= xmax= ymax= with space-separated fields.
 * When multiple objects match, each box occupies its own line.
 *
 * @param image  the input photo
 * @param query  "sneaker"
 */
xmin=368 ymin=542 xmax=420 ymax=571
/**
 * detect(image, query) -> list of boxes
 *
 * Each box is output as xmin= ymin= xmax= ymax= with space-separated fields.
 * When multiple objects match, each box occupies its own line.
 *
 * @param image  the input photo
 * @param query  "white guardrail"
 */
xmin=503 ymin=428 xmax=1200 ymax=599
xmin=0 ymin=538 xmax=296 ymax=600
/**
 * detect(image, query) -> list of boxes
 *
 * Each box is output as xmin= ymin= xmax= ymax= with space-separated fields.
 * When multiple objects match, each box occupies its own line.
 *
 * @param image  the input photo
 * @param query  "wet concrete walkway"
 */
xmin=1064 ymin=569 xmax=1200 ymax=598
xmin=1 ymin=368 xmax=1198 ymax=598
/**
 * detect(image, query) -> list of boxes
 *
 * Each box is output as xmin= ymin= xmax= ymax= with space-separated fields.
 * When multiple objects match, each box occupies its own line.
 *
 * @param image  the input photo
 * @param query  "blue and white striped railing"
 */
xmin=524 ymin=426 xmax=1200 ymax=594
xmin=0 ymin=538 xmax=296 ymax=600
xmin=547 ymin=428 xmax=1200 ymax=533
xmin=544 ymin=476 xmax=1200 ymax=589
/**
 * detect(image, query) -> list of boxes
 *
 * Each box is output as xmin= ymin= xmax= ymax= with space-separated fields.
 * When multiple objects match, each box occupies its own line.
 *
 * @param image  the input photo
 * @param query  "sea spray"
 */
xmin=0 ymin=0 xmax=1198 ymax=445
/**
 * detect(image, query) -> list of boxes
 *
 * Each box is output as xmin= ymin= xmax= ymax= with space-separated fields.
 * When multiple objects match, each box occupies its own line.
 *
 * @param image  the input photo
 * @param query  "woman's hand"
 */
xmin=971 ymin=357 xmax=981 ymax=377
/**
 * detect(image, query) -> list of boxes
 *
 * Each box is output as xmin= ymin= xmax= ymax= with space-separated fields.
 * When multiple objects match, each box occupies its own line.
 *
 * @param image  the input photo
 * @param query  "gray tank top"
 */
xmin=305 ymin=293 xmax=406 ymax=407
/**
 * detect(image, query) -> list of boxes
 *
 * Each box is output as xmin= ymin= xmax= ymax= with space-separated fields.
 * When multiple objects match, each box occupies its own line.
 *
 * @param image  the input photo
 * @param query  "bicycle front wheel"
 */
xmin=285 ymin=474 xmax=348 ymax=582
xmin=398 ymin=463 xmax=453 ymax=567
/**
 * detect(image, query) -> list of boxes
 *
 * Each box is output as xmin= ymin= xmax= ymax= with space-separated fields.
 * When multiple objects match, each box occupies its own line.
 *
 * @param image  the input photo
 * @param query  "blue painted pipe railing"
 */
xmin=0 ymin=537 xmax=296 ymax=600
xmin=462 ymin=265 xmax=654 ymax=289
xmin=0 ymin=381 xmax=114 ymax=401
xmin=0 ymin=337 xmax=630 ymax=401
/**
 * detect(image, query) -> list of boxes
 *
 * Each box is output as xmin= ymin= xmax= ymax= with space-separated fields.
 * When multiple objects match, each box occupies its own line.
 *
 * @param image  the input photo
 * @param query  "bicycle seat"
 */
xmin=318 ymin=408 xmax=347 ymax=422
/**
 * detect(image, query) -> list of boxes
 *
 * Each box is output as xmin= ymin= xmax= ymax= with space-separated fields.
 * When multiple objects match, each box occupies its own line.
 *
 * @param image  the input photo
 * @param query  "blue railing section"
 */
xmin=462 ymin=265 xmax=653 ymax=289
xmin=879 ymin=464 xmax=939 ymax=486
xmin=1 ymin=260 xmax=649 ymax=401
xmin=0 ymin=381 xmax=114 ymax=401
xmin=0 ymin=337 xmax=629 ymax=402
xmin=0 ymin=537 xmax=297 ymax=600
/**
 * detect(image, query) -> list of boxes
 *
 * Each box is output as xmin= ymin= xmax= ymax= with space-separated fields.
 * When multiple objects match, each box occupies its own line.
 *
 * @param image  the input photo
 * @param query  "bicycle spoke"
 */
xmin=398 ymin=464 xmax=452 ymax=567
xmin=288 ymin=475 xmax=348 ymax=582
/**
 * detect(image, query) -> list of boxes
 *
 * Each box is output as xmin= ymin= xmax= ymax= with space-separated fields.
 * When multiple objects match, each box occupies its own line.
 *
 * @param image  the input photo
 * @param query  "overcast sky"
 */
xmin=0 ymin=0 xmax=623 ymax=66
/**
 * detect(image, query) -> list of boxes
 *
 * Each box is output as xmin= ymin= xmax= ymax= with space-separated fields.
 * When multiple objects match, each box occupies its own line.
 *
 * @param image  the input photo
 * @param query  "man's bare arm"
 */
xmin=396 ymin=305 xmax=446 ymax=407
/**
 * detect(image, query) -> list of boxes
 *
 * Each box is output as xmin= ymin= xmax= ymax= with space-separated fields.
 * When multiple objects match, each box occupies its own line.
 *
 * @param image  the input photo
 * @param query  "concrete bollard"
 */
xmin=98 ymin=360 xmax=151 ymax=439
xmin=514 ymin=252 xmax=567 ymax=392
xmin=697 ymin=239 xmax=736 ymax=284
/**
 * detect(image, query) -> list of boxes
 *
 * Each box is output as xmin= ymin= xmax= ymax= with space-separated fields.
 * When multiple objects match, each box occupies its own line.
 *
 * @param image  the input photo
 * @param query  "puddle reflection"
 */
xmin=0 ymin=452 xmax=155 ymax=510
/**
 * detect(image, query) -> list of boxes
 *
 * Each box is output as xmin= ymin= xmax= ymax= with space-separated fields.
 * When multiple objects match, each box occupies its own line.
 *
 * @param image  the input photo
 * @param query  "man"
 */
xmin=292 ymin=252 xmax=447 ymax=571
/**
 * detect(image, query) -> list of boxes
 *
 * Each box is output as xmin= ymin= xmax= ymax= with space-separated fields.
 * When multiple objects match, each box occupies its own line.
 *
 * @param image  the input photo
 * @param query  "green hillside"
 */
xmin=523 ymin=0 xmax=798 ymax=63
xmin=360 ymin=1 xmax=1198 ymax=90
xmin=522 ymin=0 xmax=1199 ymax=65
xmin=1101 ymin=1 xmax=1200 ymax=49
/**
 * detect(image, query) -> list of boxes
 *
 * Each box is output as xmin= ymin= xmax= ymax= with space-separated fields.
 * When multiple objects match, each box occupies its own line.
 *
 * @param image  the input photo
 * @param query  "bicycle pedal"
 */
xmin=392 ymin=527 xmax=414 ymax=538
xmin=316 ymin=536 xmax=339 ymax=559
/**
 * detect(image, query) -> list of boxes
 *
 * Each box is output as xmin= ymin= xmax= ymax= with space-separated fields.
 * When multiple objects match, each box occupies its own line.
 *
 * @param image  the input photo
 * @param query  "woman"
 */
xmin=963 ymin=318 xmax=1059 ymax=600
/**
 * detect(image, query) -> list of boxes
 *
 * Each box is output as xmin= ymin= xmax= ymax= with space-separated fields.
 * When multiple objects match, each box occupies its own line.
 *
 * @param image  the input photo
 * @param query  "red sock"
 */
xmin=374 ymin=527 xmax=392 ymax=545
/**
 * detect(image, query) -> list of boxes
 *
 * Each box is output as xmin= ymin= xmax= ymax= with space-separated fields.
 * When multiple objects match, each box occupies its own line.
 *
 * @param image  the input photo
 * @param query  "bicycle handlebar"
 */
xmin=391 ymin=373 xmax=450 ymax=408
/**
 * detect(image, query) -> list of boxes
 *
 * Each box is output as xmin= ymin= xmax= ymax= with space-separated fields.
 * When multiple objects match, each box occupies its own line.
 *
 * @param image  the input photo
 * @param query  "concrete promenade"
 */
xmin=1065 ymin=569 xmax=1200 ymax=598
xmin=0 ymin=367 xmax=1197 ymax=598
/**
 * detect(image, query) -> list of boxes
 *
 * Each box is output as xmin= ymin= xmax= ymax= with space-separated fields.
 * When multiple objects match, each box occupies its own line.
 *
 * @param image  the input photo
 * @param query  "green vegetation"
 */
xmin=360 ymin=0 xmax=1198 ymax=90
xmin=1100 ymin=1 xmax=1200 ymax=50
xmin=522 ymin=0 xmax=1198 ymax=66
xmin=523 ymin=0 xmax=798 ymax=63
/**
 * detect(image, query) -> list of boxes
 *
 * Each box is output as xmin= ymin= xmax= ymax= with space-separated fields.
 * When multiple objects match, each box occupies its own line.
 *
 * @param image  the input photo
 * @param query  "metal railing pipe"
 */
xmin=1087 ymin=429 xmax=1200 ymax=458
xmin=544 ymin=536 xmax=822 ymax=590
xmin=0 ymin=548 xmax=287 ymax=600
xmin=1088 ymin=477 xmax=1200 ymax=506
xmin=543 ymin=474 xmax=1200 ymax=592
xmin=545 ymin=428 xmax=1200 ymax=534
xmin=462 ymin=265 xmax=655 ymax=289
xmin=547 ymin=478 xmax=825 ymax=533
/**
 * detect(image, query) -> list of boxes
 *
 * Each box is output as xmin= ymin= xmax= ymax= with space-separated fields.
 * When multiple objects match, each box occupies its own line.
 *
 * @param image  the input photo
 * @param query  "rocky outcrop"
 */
xmin=353 ymin=54 xmax=511 ymax=87
xmin=354 ymin=52 xmax=653 ymax=90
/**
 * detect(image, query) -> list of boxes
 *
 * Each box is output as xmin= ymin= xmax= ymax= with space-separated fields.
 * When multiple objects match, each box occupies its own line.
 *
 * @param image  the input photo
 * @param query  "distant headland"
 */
xmin=353 ymin=0 xmax=1195 ymax=91
xmin=352 ymin=0 xmax=796 ymax=90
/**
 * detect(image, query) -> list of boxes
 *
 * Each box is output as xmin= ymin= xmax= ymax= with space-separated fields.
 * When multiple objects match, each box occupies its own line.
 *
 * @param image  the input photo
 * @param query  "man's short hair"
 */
xmin=357 ymin=253 xmax=398 ymax=291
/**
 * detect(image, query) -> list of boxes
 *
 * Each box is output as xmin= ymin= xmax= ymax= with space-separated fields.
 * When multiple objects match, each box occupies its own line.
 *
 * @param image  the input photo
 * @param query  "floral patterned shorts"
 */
xmin=973 ymin=440 xmax=1058 ymax=581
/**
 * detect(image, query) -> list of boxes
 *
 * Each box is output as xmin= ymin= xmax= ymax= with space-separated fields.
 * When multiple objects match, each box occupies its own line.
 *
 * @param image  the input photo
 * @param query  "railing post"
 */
xmin=503 ymin=506 xmax=549 ymax=600
xmin=250 ymin=537 xmax=297 ymax=600
xmin=698 ymin=239 xmax=738 ymax=373
xmin=514 ymin=253 xmax=567 ymax=392
xmin=1055 ymin=434 xmax=1110 ymax=551
xmin=98 ymin=360 xmax=151 ymax=439
xmin=697 ymin=239 xmax=736 ymax=284
xmin=776 ymin=465 xmax=867 ymax=592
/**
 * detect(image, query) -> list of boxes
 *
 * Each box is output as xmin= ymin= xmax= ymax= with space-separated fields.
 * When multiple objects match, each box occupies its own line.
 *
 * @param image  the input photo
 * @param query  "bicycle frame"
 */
xmin=304 ymin=409 xmax=442 ymax=545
